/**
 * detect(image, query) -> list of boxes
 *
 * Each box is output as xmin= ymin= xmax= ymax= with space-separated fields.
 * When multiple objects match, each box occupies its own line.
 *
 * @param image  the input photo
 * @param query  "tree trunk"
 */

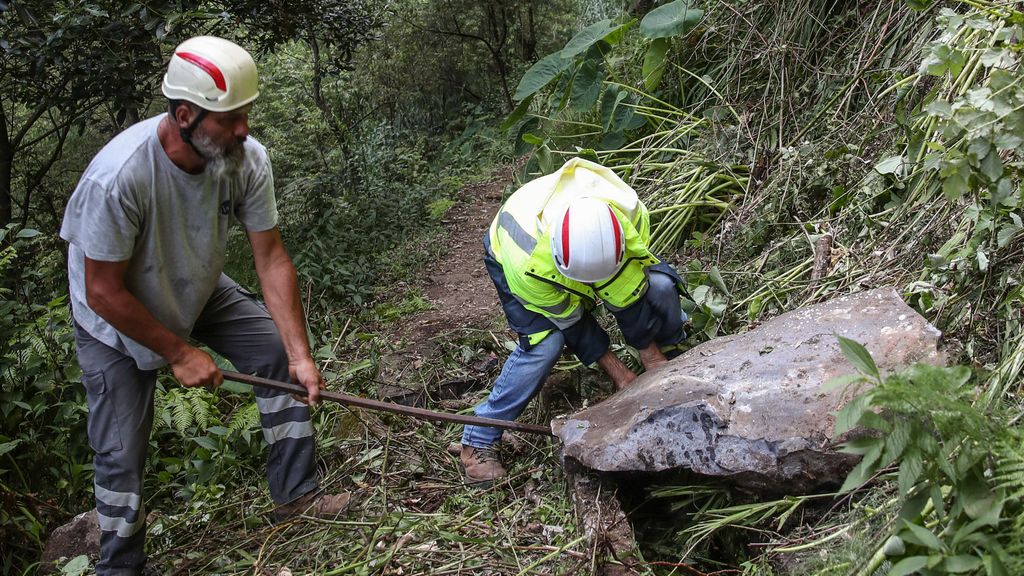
xmin=307 ymin=35 xmax=345 ymax=137
xmin=519 ymin=3 xmax=537 ymax=62
xmin=484 ymin=5 xmax=514 ymax=111
xmin=0 ymin=100 xmax=12 ymax=226
xmin=21 ymin=122 xmax=70 ymax=229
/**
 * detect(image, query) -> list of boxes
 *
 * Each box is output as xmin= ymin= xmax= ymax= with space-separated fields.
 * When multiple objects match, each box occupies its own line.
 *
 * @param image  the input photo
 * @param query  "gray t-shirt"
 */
xmin=60 ymin=114 xmax=278 ymax=369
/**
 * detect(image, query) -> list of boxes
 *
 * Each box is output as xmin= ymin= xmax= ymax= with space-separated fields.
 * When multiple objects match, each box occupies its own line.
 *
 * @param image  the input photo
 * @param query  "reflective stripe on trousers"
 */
xmin=73 ymin=274 xmax=319 ymax=576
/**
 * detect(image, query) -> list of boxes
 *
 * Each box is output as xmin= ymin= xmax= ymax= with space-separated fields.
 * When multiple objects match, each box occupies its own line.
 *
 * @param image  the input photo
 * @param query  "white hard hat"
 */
xmin=550 ymin=197 xmax=626 ymax=283
xmin=162 ymin=36 xmax=259 ymax=112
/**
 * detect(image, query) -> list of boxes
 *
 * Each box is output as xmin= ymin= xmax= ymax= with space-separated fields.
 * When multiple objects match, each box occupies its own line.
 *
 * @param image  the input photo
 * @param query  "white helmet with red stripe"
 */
xmin=162 ymin=36 xmax=259 ymax=112
xmin=550 ymin=197 xmax=626 ymax=283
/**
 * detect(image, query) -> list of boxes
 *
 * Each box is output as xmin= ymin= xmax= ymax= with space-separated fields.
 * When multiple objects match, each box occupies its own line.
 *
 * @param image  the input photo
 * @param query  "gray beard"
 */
xmin=191 ymin=129 xmax=245 ymax=180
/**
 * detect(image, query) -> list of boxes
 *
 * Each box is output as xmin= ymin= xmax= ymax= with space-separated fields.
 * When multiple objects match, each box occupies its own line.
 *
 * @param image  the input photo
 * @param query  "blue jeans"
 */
xmin=461 ymin=270 xmax=686 ymax=449
xmin=462 ymin=330 xmax=566 ymax=448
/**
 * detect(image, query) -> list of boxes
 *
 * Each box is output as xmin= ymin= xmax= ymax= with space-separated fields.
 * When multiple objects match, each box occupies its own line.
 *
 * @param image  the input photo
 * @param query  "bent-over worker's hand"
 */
xmin=170 ymin=346 xmax=223 ymax=389
xmin=639 ymin=342 xmax=668 ymax=372
xmin=289 ymin=357 xmax=325 ymax=406
xmin=596 ymin=350 xmax=638 ymax=391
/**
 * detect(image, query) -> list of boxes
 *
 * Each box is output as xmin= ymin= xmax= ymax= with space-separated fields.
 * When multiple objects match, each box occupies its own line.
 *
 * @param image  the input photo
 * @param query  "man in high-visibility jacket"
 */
xmin=460 ymin=157 xmax=687 ymax=485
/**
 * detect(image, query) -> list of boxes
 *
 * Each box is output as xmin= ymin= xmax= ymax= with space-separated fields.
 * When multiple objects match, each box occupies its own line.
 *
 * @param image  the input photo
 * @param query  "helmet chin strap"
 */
xmin=178 ymin=107 xmax=209 ymax=159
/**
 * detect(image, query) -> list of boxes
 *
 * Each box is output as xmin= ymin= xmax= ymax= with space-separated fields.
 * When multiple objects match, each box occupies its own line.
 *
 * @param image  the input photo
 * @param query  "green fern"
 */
xmin=26 ymin=332 xmax=48 ymax=358
xmin=228 ymin=402 xmax=260 ymax=433
xmin=186 ymin=388 xmax=213 ymax=429
xmin=835 ymin=338 xmax=1024 ymax=575
xmin=994 ymin=437 xmax=1024 ymax=500
xmin=154 ymin=386 xmax=218 ymax=435
xmin=166 ymin=388 xmax=194 ymax=434
xmin=996 ymin=437 xmax=1024 ymax=575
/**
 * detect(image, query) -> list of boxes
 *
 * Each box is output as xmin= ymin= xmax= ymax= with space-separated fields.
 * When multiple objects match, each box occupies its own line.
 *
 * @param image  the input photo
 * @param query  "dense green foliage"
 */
xmin=830 ymin=338 xmax=1022 ymax=575
xmin=1 ymin=0 xmax=572 ymax=571
xmin=497 ymin=0 xmax=1023 ymax=573
xmin=0 ymin=224 xmax=85 ymax=571
xmin=3 ymin=0 xmax=1024 ymax=573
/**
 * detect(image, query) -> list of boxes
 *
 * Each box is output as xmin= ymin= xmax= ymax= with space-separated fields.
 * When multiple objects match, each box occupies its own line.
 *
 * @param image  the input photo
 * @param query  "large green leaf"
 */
xmin=838 ymin=442 xmax=882 ymax=493
xmin=626 ymin=112 xmax=647 ymax=130
xmin=193 ymin=436 xmax=218 ymax=451
xmin=536 ymin=144 xmax=554 ymax=174
xmin=0 ymin=439 xmax=21 ymax=457
xmin=513 ymin=51 xmax=572 ymax=101
xmin=874 ymin=155 xmax=905 ymax=176
xmin=15 ymin=228 xmax=41 ymax=238
xmin=600 ymin=130 xmax=626 ymax=150
xmin=500 ymin=94 xmax=534 ymax=131
xmin=60 ymin=555 xmax=91 ymax=576
xmin=600 ymin=85 xmax=628 ymax=131
xmin=570 ymin=58 xmax=604 ymax=112
xmin=821 ymin=373 xmax=866 ymax=393
xmin=837 ymin=336 xmax=880 ymax=380
xmin=888 ymin=556 xmax=929 ymax=576
xmin=897 ymin=448 xmax=923 ymax=496
xmin=514 ymin=117 xmax=540 ymax=156
xmin=839 ymin=435 xmax=883 ymax=456
xmin=603 ymin=20 xmax=635 ymax=46
xmin=942 ymin=171 xmax=969 ymax=200
xmin=550 ymin=68 xmax=574 ymax=111
xmin=834 ymin=392 xmax=872 ymax=435
xmin=612 ymin=94 xmax=635 ymax=130
xmin=708 ymin=266 xmax=730 ymax=296
xmin=941 ymin=556 xmax=983 ymax=573
xmin=642 ymin=37 xmax=670 ymax=91
xmin=561 ymin=19 xmax=632 ymax=59
xmin=640 ymin=1 xmax=704 ymax=39
xmin=902 ymin=521 xmax=942 ymax=550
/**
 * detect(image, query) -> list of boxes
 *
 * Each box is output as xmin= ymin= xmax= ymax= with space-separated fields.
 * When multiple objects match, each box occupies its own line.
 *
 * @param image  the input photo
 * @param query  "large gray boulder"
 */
xmin=552 ymin=288 xmax=945 ymax=493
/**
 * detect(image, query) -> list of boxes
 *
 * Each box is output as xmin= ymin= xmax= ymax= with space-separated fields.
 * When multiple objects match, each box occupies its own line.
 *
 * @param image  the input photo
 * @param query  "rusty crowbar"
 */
xmin=221 ymin=370 xmax=554 ymax=436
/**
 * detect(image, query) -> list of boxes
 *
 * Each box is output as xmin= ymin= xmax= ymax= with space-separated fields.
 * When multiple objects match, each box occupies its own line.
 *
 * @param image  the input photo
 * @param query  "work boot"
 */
xmin=460 ymin=445 xmax=507 ymax=486
xmin=271 ymin=490 xmax=352 ymax=522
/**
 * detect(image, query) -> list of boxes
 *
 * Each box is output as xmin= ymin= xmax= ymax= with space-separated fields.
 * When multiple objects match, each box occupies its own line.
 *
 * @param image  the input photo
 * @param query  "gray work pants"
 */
xmin=74 ymin=275 xmax=319 ymax=576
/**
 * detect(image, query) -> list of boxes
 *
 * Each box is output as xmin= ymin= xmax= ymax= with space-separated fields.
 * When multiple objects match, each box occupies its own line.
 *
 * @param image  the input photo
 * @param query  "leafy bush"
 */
xmin=0 ymin=225 xmax=87 ymax=571
xmin=831 ymin=337 xmax=1023 ymax=576
xmin=275 ymin=122 xmax=437 ymax=309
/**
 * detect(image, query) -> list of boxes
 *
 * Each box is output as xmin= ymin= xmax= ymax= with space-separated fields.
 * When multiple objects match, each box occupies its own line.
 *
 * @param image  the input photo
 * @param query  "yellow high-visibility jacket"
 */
xmin=488 ymin=158 xmax=658 ymax=342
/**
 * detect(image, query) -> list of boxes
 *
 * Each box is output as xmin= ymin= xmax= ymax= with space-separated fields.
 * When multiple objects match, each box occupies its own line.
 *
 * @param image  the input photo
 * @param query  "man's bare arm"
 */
xmin=247 ymin=227 xmax=324 ymax=404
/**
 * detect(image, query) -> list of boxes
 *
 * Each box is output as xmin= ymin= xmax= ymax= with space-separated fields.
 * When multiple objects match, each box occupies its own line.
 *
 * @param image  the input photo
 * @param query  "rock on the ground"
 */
xmin=552 ymin=288 xmax=945 ymax=493
xmin=39 ymin=509 xmax=100 ymax=573
xmin=564 ymin=458 xmax=642 ymax=575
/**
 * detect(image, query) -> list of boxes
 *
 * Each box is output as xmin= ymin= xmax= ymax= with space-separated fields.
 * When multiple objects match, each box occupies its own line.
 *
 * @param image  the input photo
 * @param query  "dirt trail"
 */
xmin=372 ymin=167 xmax=644 ymax=573
xmin=375 ymin=166 xmax=513 ymax=396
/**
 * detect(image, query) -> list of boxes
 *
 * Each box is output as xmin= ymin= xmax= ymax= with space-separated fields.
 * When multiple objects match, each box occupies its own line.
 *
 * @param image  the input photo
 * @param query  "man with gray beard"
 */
xmin=60 ymin=36 xmax=348 ymax=576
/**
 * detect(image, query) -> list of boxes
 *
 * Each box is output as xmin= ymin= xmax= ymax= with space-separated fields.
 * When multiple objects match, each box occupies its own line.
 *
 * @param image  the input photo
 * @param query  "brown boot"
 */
xmin=460 ymin=445 xmax=506 ymax=486
xmin=271 ymin=490 xmax=352 ymax=522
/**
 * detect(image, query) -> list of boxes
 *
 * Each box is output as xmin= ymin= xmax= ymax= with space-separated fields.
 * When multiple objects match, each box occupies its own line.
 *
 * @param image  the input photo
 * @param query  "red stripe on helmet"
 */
xmin=177 ymin=52 xmax=227 ymax=91
xmin=609 ymin=206 xmax=622 ymax=263
xmin=561 ymin=209 xmax=572 ymax=266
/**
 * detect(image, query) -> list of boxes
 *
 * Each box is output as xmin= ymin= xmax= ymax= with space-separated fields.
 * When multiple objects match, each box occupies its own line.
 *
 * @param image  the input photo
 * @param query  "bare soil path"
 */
xmin=374 ymin=166 xmax=513 ymax=398
xmin=366 ymin=166 xmax=641 ymax=576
